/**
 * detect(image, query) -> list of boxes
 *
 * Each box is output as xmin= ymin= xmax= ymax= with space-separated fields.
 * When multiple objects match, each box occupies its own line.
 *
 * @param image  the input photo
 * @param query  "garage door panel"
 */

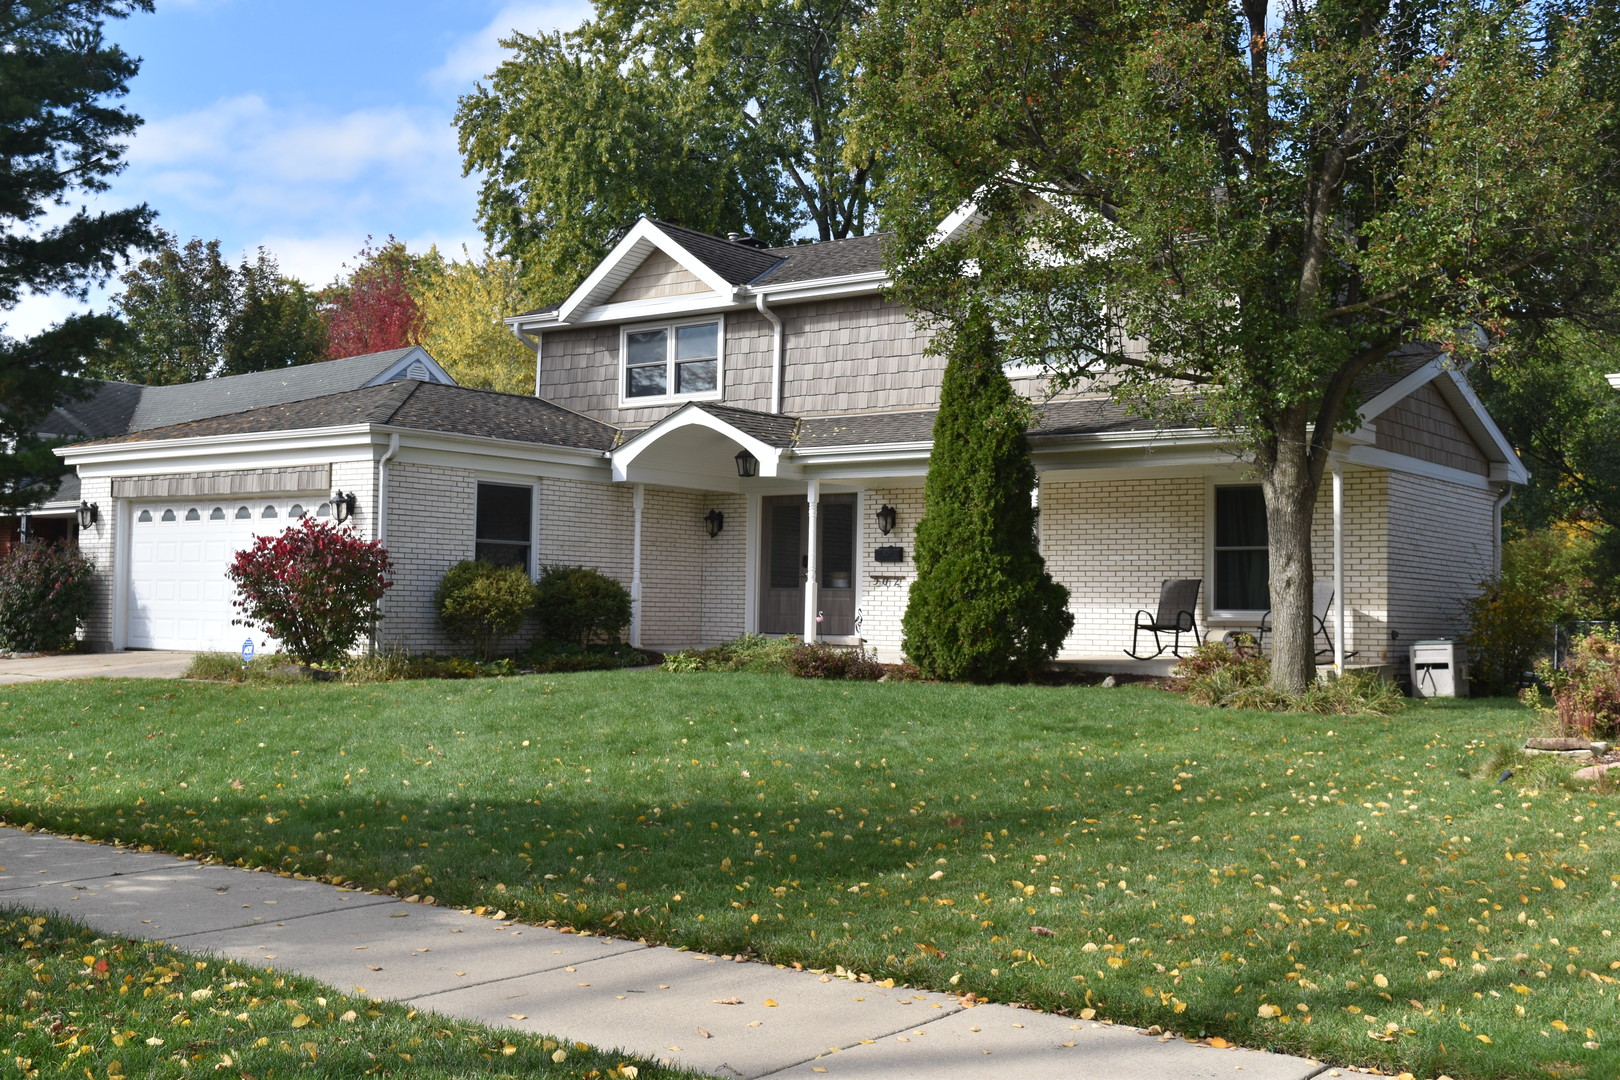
xmin=127 ymin=500 xmax=299 ymax=652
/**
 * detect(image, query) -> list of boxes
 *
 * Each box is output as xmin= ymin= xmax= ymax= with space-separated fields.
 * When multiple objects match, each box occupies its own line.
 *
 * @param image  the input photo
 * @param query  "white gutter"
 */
xmin=756 ymin=293 xmax=784 ymax=414
xmin=376 ymin=433 xmax=400 ymax=543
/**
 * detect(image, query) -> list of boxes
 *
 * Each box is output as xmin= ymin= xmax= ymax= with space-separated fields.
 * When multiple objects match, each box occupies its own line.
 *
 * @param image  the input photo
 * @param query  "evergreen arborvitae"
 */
xmin=901 ymin=304 xmax=1073 ymax=682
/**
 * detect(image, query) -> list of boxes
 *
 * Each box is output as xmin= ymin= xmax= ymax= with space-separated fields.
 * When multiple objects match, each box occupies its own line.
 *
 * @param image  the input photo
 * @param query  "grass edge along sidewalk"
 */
xmin=0 ymin=672 xmax=1610 ymax=1080
xmin=0 ymin=902 xmax=694 ymax=1080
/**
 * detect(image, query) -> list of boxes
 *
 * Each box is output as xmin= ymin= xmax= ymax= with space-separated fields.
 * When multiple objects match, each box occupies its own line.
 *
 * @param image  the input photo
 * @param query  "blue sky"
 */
xmin=10 ymin=0 xmax=595 ymax=338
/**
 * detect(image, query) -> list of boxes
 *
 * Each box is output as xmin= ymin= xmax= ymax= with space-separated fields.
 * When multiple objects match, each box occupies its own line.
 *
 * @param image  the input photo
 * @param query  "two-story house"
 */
xmin=59 ymin=216 xmax=1525 ymax=669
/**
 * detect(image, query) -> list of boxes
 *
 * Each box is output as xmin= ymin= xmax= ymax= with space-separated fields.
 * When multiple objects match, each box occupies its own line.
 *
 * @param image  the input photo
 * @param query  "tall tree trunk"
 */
xmin=1259 ymin=409 xmax=1323 ymax=694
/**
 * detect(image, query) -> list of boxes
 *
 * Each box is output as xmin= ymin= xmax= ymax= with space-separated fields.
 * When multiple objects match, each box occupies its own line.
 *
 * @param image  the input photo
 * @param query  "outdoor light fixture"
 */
xmin=331 ymin=490 xmax=357 ymax=524
xmin=734 ymin=449 xmax=759 ymax=478
xmin=876 ymin=503 xmax=898 ymax=535
xmin=76 ymin=501 xmax=98 ymax=529
xmin=704 ymin=508 xmax=725 ymax=538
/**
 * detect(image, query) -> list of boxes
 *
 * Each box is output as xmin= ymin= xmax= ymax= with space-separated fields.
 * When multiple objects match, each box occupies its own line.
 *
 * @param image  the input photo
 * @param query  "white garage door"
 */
xmin=127 ymin=498 xmax=330 ymax=652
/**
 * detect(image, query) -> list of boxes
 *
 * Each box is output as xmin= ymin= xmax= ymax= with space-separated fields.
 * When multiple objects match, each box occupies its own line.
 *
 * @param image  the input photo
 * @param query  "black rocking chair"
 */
xmin=1125 ymin=578 xmax=1204 ymax=659
xmin=1258 ymin=580 xmax=1354 ymax=660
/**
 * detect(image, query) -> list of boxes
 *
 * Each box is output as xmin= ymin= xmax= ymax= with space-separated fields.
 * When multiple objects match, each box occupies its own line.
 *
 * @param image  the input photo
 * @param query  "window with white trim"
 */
xmin=475 ymin=483 xmax=532 ymax=571
xmin=622 ymin=319 xmax=721 ymax=401
xmin=1212 ymin=485 xmax=1268 ymax=611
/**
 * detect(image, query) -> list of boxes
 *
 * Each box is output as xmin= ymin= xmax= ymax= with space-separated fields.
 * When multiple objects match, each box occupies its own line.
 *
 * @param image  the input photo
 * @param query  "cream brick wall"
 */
xmin=374 ymin=461 xmax=475 ymax=654
xmin=76 ymin=474 xmax=116 ymax=650
xmin=1385 ymin=472 xmax=1496 ymax=665
xmin=857 ymin=486 xmax=926 ymax=660
xmin=1040 ymin=476 xmax=1207 ymax=656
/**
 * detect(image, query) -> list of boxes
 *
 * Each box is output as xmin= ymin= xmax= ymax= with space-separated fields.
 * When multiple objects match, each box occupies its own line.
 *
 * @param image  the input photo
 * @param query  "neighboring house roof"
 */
xmin=74 ymin=381 xmax=617 ymax=453
xmin=38 ymin=381 xmax=144 ymax=440
xmin=125 ymin=347 xmax=452 ymax=431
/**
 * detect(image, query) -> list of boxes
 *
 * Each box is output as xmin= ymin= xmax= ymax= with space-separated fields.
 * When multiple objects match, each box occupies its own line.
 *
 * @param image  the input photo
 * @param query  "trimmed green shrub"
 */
xmin=783 ymin=641 xmax=884 ymax=680
xmin=226 ymin=517 xmax=392 ymax=667
xmin=0 ymin=543 xmax=95 ymax=652
xmin=532 ymin=565 xmax=632 ymax=647
xmin=435 ymin=560 xmax=536 ymax=659
xmin=901 ymin=304 xmax=1072 ymax=682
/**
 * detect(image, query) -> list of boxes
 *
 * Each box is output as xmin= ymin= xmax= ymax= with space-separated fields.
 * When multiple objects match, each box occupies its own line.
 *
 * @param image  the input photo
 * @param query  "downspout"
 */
xmin=1492 ymin=487 xmax=1513 ymax=577
xmin=630 ymin=484 xmax=645 ymax=649
xmin=1330 ymin=456 xmax=1344 ymax=677
xmin=371 ymin=432 xmax=401 ymax=656
xmin=755 ymin=293 xmax=784 ymax=414
xmin=512 ymin=325 xmax=542 ymax=398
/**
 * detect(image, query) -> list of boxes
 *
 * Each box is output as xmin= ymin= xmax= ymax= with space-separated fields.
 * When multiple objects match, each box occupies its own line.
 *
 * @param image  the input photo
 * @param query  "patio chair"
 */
xmin=1258 ymin=580 xmax=1352 ymax=659
xmin=1125 ymin=578 xmax=1204 ymax=659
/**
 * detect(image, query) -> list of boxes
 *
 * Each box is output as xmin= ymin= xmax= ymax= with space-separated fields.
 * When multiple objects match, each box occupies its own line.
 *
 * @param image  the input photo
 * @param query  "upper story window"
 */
xmin=623 ymin=319 xmax=722 ymax=403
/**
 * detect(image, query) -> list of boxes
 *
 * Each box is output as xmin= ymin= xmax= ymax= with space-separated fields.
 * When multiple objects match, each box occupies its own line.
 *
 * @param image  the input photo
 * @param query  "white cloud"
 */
xmin=429 ymin=0 xmax=597 ymax=90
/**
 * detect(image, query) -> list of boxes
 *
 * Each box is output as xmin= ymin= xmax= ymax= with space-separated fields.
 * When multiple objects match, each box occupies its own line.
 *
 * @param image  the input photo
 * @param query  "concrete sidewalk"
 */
xmin=0 ymin=649 xmax=195 ymax=683
xmin=0 ymin=827 xmax=1334 ymax=1080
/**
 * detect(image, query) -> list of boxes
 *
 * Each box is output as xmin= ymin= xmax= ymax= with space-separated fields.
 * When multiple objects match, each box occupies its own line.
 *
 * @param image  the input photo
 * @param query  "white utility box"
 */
xmin=1410 ymin=640 xmax=1468 ymax=698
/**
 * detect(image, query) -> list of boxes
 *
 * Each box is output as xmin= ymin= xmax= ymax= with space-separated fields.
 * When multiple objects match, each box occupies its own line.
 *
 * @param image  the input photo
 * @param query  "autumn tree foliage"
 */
xmin=227 ymin=517 xmax=393 ymax=667
xmin=320 ymin=238 xmax=426 ymax=360
xmin=411 ymin=246 xmax=533 ymax=394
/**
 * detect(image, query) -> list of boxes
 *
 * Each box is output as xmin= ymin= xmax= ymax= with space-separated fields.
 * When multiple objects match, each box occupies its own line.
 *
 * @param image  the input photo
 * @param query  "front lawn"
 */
xmin=0 ymin=673 xmax=1610 ymax=1079
xmin=0 ymin=907 xmax=687 ymax=1079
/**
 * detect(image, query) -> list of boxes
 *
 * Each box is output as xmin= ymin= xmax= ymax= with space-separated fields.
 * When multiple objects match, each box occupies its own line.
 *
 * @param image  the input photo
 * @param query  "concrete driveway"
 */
xmin=0 ymin=650 xmax=196 ymax=684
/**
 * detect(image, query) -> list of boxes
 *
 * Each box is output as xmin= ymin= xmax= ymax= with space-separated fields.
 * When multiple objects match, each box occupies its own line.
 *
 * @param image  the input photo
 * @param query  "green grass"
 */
xmin=0 ymin=672 xmax=1612 ymax=1080
xmin=0 ymin=906 xmax=692 ymax=1079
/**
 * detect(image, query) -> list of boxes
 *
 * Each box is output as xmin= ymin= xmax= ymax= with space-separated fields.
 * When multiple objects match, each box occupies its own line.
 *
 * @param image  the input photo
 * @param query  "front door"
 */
xmin=759 ymin=494 xmax=856 ymax=637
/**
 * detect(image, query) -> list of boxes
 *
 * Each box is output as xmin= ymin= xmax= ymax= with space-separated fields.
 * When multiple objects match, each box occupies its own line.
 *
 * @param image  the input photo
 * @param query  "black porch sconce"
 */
xmin=76 ymin=501 xmax=99 ymax=529
xmin=734 ymin=449 xmax=759 ymax=478
xmin=704 ymin=508 xmax=725 ymax=538
xmin=875 ymin=503 xmax=898 ymax=536
xmin=331 ymin=490 xmax=357 ymax=524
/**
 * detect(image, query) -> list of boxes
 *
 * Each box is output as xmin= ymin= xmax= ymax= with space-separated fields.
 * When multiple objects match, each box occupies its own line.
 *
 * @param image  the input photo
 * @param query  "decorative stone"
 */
xmin=1100 ymin=675 xmax=1117 ymax=688
xmin=1523 ymin=747 xmax=1594 ymax=758
xmin=1573 ymin=764 xmax=1611 ymax=782
xmin=1525 ymin=737 xmax=1607 ymax=752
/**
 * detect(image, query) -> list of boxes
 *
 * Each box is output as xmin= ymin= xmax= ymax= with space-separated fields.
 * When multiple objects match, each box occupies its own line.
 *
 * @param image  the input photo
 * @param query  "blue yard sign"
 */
xmin=241 ymin=638 xmax=255 ymax=665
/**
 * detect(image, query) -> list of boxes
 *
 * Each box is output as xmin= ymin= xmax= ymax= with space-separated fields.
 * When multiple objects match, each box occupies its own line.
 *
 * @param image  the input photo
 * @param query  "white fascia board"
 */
xmin=389 ymin=430 xmax=609 ymax=483
xmin=1607 ymin=372 xmax=1620 ymax=390
xmin=932 ymin=200 xmax=985 ymax=246
xmin=611 ymin=406 xmax=786 ymax=482
xmin=1434 ymin=367 xmax=1529 ymax=484
xmin=790 ymin=440 xmax=934 ymax=459
xmin=563 ymin=292 xmax=738 ymax=325
xmin=751 ymin=271 xmax=890 ymax=303
xmin=1341 ymin=444 xmax=1498 ymax=491
xmin=506 ymin=309 xmax=561 ymax=330
xmin=557 ymin=219 xmax=740 ymax=322
xmin=58 ymin=425 xmax=380 ymax=469
xmin=1357 ymin=356 xmax=1444 ymax=421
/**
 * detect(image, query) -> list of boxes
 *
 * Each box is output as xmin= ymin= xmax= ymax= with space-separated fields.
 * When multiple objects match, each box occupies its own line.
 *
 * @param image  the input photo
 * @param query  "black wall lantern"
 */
xmin=331 ymin=490 xmax=357 ymax=524
xmin=875 ymin=503 xmax=898 ymax=535
xmin=704 ymin=508 xmax=725 ymax=538
xmin=76 ymin=501 xmax=99 ymax=529
xmin=734 ymin=449 xmax=759 ymax=478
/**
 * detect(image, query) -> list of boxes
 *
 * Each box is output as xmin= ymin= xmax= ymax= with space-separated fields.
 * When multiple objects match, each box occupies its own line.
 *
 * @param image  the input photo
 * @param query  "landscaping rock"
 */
xmin=1100 ymin=676 xmax=1117 ymax=688
xmin=1574 ymin=764 xmax=1611 ymax=782
xmin=1524 ymin=737 xmax=1609 ymax=753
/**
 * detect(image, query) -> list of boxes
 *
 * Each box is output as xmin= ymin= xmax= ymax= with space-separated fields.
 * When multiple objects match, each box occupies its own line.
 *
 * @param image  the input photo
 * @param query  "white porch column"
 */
xmin=1330 ymin=457 xmax=1345 ymax=675
xmin=630 ymin=483 xmax=645 ymax=649
xmin=803 ymin=479 xmax=820 ymax=641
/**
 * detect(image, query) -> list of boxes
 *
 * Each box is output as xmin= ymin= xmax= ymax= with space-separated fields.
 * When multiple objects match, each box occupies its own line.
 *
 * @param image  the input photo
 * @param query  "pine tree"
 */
xmin=901 ymin=304 xmax=1072 ymax=682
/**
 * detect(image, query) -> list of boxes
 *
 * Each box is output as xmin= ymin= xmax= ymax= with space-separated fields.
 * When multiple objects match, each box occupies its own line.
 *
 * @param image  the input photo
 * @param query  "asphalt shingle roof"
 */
xmin=691 ymin=403 xmax=800 ymax=448
xmin=36 ymin=382 xmax=143 ymax=439
xmin=79 ymin=381 xmax=618 ymax=453
xmin=755 ymin=233 xmax=888 ymax=286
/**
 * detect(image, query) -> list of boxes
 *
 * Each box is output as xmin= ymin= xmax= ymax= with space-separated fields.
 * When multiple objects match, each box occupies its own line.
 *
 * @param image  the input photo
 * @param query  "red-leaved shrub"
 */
xmin=227 ymin=517 xmax=392 ymax=666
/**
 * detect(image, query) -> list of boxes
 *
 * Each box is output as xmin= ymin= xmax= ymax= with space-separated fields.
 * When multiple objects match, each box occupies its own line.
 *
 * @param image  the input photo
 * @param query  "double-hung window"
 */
xmin=476 ymin=483 xmax=532 ymax=571
xmin=623 ymin=319 xmax=721 ymax=401
xmin=1212 ymin=485 xmax=1268 ymax=611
